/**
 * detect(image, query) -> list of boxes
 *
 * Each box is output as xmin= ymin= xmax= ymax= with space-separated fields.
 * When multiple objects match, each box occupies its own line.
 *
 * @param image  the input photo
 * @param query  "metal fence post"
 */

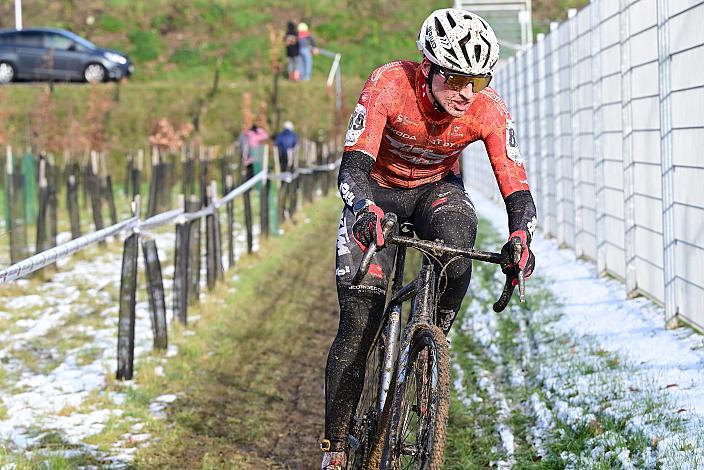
xmin=543 ymin=22 xmax=559 ymax=238
xmin=621 ymin=0 xmax=638 ymax=296
xmin=556 ymin=14 xmax=576 ymax=248
xmin=657 ymin=0 xmax=678 ymax=327
xmin=527 ymin=43 xmax=541 ymax=206
xmin=569 ymin=8 xmax=583 ymax=257
xmin=592 ymin=0 xmax=607 ymax=274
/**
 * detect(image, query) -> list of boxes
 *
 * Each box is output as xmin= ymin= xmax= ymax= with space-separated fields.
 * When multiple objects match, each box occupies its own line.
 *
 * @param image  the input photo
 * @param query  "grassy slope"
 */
xmin=0 ymin=0 xmax=588 ymax=154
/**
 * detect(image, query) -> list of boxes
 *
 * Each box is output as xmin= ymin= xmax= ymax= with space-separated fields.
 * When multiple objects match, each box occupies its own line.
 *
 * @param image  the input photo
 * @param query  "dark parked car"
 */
xmin=0 ymin=27 xmax=133 ymax=84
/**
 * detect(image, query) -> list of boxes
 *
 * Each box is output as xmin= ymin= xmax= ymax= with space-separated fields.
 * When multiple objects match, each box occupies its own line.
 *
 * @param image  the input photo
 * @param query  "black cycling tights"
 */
xmin=324 ymin=174 xmax=478 ymax=451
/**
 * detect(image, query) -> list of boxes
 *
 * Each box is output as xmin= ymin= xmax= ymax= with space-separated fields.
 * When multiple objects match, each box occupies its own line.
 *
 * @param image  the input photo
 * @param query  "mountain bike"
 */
xmin=346 ymin=213 xmax=526 ymax=470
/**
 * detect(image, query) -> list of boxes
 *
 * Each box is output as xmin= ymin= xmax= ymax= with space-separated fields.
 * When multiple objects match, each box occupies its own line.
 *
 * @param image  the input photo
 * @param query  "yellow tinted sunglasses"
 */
xmin=437 ymin=67 xmax=492 ymax=92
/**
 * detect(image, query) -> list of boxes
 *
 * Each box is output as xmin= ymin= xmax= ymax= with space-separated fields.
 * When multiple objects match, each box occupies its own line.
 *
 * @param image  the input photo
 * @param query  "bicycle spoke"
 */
xmin=396 ymin=343 xmax=437 ymax=470
xmin=349 ymin=336 xmax=386 ymax=468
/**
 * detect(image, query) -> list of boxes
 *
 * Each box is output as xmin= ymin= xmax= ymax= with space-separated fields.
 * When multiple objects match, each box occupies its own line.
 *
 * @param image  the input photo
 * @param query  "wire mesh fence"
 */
xmin=464 ymin=0 xmax=704 ymax=330
xmin=1 ymin=138 xmax=341 ymax=379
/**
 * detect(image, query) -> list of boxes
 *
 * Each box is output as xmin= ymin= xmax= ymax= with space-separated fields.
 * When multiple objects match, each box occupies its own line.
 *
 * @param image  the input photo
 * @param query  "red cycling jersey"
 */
xmin=344 ymin=60 xmax=529 ymax=198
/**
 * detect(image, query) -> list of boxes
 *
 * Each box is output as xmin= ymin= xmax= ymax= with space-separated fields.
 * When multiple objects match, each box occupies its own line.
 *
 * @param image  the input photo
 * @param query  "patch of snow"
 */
xmin=470 ymin=191 xmax=704 ymax=467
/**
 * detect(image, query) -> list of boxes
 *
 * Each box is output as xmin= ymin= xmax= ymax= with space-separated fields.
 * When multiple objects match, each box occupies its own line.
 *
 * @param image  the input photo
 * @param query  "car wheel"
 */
xmin=0 ymin=62 xmax=15 ymax=84
xmin=84 ymin=63 xmax=106 ymax=83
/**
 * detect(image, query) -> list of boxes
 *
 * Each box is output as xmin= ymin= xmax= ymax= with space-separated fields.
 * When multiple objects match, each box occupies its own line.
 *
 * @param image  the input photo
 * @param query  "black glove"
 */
xmin=352 ymin=203 xmax=385 ymax=251
xmin=501 ymin=230 xmax=535 ymax=285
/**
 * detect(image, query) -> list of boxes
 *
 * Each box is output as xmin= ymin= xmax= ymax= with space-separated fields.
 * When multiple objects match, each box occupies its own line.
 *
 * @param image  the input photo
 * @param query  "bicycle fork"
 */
xmin=378 ymin=307 xmax=400 ymax=413
xmin=378 ymin=244 xmax=407 ymax=413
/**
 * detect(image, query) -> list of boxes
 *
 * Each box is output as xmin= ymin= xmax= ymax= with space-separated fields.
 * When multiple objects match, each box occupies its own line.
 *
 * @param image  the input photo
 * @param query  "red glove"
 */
xmin=352 ymin=204 xmax=385 ymax=251
xmin=501 ymin=230 xmax=535 ymax=285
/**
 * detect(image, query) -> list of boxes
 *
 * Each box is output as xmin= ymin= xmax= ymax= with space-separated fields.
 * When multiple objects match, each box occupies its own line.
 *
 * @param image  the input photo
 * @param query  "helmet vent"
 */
xmin=446 ymin=12 xmax=456 ymax=28
xmin=458 ymin=32 xmax=472 ymax=65
xmin=474 ymin=45 xmax=482 ymax=63
xmin=434 ymin=17 xmax=446 ymax=37
xmin=425 ymin=39 xmax=437 ymax=59
xmin=445 ymin=57 xmax=462 ymax=70
xmin=480 ymin=35 xmax=492 ymax=68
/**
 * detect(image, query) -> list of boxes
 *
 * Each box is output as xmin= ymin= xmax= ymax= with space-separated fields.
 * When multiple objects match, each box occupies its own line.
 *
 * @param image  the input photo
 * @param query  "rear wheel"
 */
xmin=84 ymin=63 xmax=106 ymax=83
xmin=0 ymin=62 xmax=15 ymax=84
xmin=382 ymin=324 xmax=450 ymax=470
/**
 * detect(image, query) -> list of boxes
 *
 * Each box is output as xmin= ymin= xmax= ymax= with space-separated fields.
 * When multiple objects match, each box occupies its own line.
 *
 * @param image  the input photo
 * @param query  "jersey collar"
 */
xmin=415 ymin=65 xmax=455 ymax=126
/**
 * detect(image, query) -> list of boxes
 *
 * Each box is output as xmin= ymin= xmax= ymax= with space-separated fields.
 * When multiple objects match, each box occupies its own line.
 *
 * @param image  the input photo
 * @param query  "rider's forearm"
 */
xmin=504 ymin=190 xmax=537 ymax=241
xmin=338 ymin=151 xmax=376 ymax=212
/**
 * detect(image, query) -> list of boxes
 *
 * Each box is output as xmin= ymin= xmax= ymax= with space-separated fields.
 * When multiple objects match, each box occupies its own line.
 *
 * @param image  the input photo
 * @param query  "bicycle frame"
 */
xmin=351 ymin=212 xmax=525 ymax=468
xmin=373 ymin=238 xmax=445 ymax=416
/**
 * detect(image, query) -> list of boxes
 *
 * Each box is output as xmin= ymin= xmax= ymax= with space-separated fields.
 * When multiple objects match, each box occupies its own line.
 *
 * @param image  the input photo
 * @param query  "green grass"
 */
xmin=443 ymin=216 xmax=687 ymax=468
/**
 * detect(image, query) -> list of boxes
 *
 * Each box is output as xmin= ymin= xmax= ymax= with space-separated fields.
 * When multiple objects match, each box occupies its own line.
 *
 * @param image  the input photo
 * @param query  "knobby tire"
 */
xmin=382 ymin=324 xmax=450 ymax=470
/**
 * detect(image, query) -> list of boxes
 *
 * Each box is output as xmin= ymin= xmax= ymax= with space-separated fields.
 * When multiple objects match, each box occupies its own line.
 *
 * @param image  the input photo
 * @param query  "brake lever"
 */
xmin=351 ymin=213 xmax=398 ymax=285
xmin=512 ymin=237 xmax=526 ymax=303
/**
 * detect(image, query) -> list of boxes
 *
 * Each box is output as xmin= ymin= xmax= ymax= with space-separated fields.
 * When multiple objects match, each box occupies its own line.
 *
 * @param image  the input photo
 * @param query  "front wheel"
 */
xmin=348 ymin=311 xmax=394 ymax=470
xmin=382 ymin=324 xmax=450 ymax=470
xmin=84 ymin=63 xmax=106 ymax=83
xmin=0 ymin=62 xmax=15 ymax=84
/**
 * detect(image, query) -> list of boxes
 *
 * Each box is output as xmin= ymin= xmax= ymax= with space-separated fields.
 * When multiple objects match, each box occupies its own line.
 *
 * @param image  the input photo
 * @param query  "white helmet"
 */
xmin=417 ymin=8 xmax=500 ymax=75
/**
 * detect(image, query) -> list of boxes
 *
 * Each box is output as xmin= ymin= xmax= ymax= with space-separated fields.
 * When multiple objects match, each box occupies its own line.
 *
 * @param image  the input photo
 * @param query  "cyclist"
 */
xmin=322 ymin=8 xmax=537 ymax=469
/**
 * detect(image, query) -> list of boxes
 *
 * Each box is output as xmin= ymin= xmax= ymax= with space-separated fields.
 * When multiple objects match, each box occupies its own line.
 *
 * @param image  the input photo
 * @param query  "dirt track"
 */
xmin=135 ymin=197 xmax=341 ymax=469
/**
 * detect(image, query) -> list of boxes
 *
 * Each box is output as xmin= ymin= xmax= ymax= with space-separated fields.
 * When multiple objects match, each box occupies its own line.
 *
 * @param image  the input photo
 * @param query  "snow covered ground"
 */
xmin=0 ymin=218 xmax=259 ymax=467
xmin=448 ymin=191 xmax=704 ymax=468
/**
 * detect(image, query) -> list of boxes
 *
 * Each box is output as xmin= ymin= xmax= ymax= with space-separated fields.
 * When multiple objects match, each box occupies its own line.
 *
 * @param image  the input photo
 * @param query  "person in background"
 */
xmin=297 ymin=22 xmax=319 ymax=81
xmin=241 ymin=124 xmax=269 ymax=179
xmin=274 ymin=120 xmax=299 ymax=171
xmin=285 ymin=21 xmax=302 ymax=81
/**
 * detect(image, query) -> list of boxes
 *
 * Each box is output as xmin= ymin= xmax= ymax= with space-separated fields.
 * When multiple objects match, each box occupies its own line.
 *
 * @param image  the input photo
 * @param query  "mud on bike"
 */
xmin=345 ymin=212 xmax=527 ymax=470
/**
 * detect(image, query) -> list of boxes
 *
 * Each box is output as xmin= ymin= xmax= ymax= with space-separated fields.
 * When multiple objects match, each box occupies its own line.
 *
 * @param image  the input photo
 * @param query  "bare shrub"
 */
xmin=85 ymin=85 xmax=113 ymax=152
xmin=31 ymin=89 xmax=62 ymax=154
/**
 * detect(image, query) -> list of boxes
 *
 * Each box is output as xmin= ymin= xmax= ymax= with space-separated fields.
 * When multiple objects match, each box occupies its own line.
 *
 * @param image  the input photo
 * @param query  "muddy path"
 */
xmin=136 ymin=198 xmax=341 ymax=469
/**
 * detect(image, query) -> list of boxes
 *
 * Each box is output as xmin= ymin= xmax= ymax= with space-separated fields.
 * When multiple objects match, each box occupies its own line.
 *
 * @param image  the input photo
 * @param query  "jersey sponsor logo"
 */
xmin=336 ymin=265 xmax=351 ymax=277
xmin=349 ymin=284 xmax=386 ymax=296
xmin=436 ymin=33 xmax=452 ymax=51
xmin=339 ymin=182 xmax=356 ymax=207
xmin=448 ymin=124 xmax=465 ymax=138
xmin=389 ymin=127 xmax=417 ymax=141
xmin=527 ymin=216 xmax=537 ymax=237
xmin=337 ymin=214 xmax=351 ymax=256
xmin=395 ymin=114 xmax=419 ymax=127
xmin=345 ymin=103 xmax=367 ymax=147
xmin=426 ymin=29 xmax=436 ymax=50
xmin=505 ymin=119 xmax=525 ymax=165
xmin=369 ymin=263 xmax=384 ymax=279
xmin=385 ymin=134 xmax=462 ymax=165
xmin=428 ymin=137 xmax=463 ymax=148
